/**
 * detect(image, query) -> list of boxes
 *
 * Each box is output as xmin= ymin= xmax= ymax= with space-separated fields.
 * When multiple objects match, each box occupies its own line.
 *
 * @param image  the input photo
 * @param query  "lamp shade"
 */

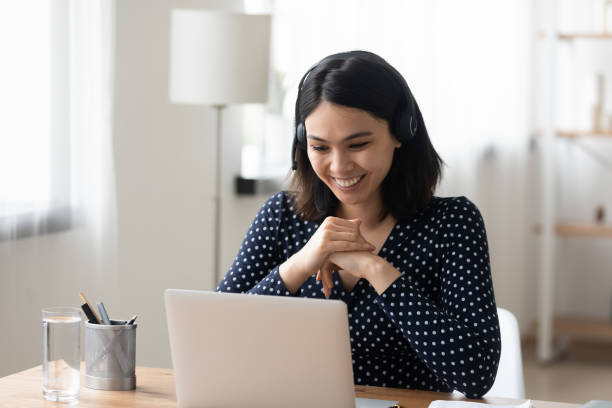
xmin=169 ymin=9 xmax=271 ymax=105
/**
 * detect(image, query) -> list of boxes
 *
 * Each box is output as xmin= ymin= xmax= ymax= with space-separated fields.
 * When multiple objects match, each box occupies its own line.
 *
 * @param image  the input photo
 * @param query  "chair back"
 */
xmin=484 ymin=307 xmax=526 ymax=398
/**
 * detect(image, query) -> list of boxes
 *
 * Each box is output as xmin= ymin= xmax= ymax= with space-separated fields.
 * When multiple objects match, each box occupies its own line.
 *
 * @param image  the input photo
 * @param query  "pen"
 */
xmin=126 ymin=315 xmax=138 ymax=325
xmin=79 ymin=292 xmax=101 ymax=324
xmin=97 ymin=302 xmax=112 ymax=325
xmin=80 ymin=303 xmax=100 ymax=324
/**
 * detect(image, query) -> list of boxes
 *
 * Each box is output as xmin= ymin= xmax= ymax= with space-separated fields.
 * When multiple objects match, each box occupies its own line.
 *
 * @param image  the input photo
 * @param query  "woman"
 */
xmin=217 ymin=51 xmax=500 ymax=398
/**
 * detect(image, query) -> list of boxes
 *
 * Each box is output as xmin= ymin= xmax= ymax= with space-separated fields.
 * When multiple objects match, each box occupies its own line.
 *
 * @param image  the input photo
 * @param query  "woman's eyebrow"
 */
xmin=307 ymin=131 xmax=373 ymax=142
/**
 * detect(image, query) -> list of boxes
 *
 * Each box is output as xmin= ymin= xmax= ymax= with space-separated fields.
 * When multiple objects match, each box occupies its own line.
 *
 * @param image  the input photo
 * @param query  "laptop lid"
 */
xmin=164 ymin=289 xmax=356 ymax=408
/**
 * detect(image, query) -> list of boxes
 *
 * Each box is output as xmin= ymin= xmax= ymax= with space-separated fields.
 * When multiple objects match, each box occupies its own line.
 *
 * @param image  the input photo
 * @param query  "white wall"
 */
xmin=0 ymin=226 xmax=120 ymax=376
xmin=112 ymin=0 xmax=252 ymax=369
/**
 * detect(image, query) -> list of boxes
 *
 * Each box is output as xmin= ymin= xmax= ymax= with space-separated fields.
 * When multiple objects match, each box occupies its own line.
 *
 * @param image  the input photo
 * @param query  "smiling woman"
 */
xmin=217 ymin=51 xmax=501 ymax=399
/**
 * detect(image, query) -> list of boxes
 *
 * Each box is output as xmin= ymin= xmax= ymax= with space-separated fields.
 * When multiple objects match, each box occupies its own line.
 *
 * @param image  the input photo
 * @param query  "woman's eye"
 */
xmin=349 ymin=142 xmax=369 ymax=149
xmin=311 ymin=145 xmax=328 ymax=152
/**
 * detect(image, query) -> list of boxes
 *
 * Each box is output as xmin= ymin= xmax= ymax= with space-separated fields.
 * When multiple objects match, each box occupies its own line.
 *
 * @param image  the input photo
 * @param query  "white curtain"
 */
xmin=68 ymin=0 xmax=117 ymax=267
xmin=0 ymin=0 xmax=116 ymax=244
xmin=0 ymin=2 xmax=53 ymax=221
xmin=0 ymin=0 xmax=117 ymax=376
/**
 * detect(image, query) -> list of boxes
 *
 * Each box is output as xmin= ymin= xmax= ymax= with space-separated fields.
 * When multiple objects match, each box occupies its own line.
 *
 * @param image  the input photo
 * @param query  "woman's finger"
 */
xmin=323 ymin=271 xmax=333 ymax=295
xmin=320 ymin=224 xmax=362 ymax=237
xmin=316 ymin=269 xmax=329 ymax=296
xmin=318 ymin=261 xmax=335 ymax=298
xmin=318 ymin=270 xmax=331 ymax=297
xmin=321 ymin=218 xmax=367 ymax=234
xmin=325 ymin=231 xmax=373 ymax=245
xmin=328 ymin=240 xmax=376 ymax=253
xmin=323 ymin=216 xmax=361 ymax=227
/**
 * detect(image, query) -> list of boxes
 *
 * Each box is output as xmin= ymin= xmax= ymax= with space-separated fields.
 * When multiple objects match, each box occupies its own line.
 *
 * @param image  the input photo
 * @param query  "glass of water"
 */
xmin=42 ymin=307 xmax=82 ymax=402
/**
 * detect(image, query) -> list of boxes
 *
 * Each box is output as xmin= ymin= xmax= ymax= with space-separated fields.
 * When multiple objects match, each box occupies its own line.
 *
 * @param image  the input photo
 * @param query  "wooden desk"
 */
xmin=0 ymin=366 xmax=580 ymax=408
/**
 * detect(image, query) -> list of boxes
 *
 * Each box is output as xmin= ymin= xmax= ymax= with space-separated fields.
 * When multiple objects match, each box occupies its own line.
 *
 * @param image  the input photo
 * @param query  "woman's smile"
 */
xmin=331 ymin=175 xmax=365 ymax=190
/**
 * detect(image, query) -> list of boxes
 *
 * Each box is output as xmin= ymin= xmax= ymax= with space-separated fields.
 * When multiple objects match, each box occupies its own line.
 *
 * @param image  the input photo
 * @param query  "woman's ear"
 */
xmin=391 ymin=132 xmax=402 ymax=149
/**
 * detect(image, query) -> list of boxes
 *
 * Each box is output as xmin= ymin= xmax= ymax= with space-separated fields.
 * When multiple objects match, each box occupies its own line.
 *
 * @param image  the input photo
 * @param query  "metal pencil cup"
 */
xmin=84 ymin=320 xmax=137 ymax=390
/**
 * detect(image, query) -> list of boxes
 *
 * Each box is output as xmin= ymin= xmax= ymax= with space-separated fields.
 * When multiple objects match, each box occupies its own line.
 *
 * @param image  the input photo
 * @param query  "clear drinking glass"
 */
xmin=42 ymin=307 xmax=82 ymax=402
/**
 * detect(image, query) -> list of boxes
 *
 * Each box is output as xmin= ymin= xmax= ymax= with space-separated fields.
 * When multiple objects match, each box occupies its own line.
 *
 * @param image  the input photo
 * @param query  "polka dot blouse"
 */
xmin=216 ymin=191 xmax=501 ymax=398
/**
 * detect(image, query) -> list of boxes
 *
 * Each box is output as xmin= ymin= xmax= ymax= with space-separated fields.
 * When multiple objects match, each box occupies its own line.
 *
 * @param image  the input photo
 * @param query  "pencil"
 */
xmin=79 ymin=292 xmax=102 ymax=323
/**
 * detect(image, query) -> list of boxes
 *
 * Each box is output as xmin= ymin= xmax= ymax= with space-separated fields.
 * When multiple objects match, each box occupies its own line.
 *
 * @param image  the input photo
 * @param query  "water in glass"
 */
xmin=42 ymin=307 xmax=81 ymax=402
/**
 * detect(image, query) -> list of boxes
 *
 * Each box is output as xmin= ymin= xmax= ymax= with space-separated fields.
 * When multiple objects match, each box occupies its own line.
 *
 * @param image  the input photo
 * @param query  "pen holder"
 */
xmin=84 ymin=320 xmax=137 ymax=390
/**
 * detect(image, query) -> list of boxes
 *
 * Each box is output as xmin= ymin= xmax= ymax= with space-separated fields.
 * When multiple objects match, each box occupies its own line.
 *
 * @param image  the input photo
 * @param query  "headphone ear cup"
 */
xmin=393 ymin=111 xmax=410 ymax=144
xmin=296 ymin=123 xmax=307 ymax=147
xmin=394 ymin=103 xmax=418 ymax=143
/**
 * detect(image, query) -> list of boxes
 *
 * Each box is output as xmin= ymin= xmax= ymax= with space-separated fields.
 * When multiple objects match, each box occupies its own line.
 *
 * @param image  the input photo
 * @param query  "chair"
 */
xmin=452 ymin=307 xmax=526 ymax=399
xmin=484 ymin=307 xmax=526 ymax=398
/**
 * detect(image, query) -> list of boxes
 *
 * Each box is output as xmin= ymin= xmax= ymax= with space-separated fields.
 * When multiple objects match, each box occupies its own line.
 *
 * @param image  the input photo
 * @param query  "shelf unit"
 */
xmin=556 ymin=130 xmax=612 ymax=139
xmin=535 ymin=223 xmax=612 ymax=238
xmin=538 ymin=19 xmax=612 ymax=363
xmin=558 ymin=33 xmax=612 ymax=40
xmin=552 ymin=316 xmax=612 ymax=342
xmin=552 ymin=223 xmax=612 ymax=238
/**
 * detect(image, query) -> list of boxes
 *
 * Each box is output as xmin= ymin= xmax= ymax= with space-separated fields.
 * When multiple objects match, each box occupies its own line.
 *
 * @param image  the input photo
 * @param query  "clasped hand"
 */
xmin=299 ymin=217 xmax=376 ymax=297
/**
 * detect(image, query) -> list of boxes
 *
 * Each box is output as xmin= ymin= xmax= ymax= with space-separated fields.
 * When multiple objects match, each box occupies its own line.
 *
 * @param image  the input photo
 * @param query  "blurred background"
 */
xmin=1 ymin=0 xmax=611 ymax=403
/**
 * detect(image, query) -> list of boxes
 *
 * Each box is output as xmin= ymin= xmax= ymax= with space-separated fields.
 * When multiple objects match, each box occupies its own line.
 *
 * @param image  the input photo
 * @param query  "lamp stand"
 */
xmin=212 ymin=104 xmax=225 ymax=288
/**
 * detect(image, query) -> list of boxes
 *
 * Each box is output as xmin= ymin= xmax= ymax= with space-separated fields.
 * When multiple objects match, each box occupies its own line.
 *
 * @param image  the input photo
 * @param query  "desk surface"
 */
xmin=0 ymin=366 xmax=580 ymax=408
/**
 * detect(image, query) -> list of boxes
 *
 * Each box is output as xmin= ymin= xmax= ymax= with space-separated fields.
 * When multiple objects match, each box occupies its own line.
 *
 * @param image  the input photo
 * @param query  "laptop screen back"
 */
xmin=165 ymin=289 xmax=356 ymax=408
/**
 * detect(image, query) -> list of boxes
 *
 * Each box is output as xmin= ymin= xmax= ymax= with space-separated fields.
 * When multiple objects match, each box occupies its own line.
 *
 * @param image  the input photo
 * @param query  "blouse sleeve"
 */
xmin=215 ymin=192 xmax=293 ymax=297
xmin=373 ymin=197 xmax=501 ymax=398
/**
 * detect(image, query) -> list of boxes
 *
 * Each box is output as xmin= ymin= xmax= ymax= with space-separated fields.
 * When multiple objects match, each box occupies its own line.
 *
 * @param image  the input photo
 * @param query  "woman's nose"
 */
xmin=329 ymin=149 xmax=353 ymax=174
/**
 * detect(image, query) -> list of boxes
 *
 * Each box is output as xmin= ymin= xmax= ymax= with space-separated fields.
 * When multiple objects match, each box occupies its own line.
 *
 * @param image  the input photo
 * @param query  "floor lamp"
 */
xmin=169 ymin=9 xmax=271 ymax=287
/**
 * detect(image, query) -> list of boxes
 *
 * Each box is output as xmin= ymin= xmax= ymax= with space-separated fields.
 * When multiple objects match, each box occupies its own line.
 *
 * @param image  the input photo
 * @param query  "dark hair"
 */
xmin=290 ymin=51 xmax=443 ymax=222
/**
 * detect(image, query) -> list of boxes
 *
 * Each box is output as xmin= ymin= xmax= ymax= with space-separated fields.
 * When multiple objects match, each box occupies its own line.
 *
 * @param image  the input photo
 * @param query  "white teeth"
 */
xmin=334 ymin=176 xmax=362 ymax=187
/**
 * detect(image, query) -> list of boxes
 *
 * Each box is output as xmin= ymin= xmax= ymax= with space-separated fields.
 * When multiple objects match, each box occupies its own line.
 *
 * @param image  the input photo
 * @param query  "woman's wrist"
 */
xmin=365 ymin=256 xmax=401 ymax=295
xmin=278 ymin=253 xmax=310 ymax=295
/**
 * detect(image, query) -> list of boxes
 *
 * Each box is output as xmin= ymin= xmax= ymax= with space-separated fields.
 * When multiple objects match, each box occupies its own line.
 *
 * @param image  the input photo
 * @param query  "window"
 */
xmin=0 ymin=1 xmax=71 ymax=240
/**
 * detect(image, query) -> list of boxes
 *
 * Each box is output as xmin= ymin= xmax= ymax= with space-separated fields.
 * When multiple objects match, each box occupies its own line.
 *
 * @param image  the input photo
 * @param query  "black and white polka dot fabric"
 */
xmin=216 ymin=191 xmax=500 ymax=398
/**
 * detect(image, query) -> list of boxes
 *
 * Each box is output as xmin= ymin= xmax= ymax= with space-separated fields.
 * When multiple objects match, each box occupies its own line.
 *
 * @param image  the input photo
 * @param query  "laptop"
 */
xmin=164 ymin=289 xmax=357 ymax=408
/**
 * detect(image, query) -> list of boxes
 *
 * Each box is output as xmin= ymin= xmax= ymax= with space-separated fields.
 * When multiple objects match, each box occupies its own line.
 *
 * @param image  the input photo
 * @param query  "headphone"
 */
xmin=291 ymin=51 xmax=419 ymax=170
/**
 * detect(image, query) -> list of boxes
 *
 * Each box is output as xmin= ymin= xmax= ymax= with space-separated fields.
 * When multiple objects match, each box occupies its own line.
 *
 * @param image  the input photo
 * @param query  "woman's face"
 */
xmin=304 ymin=100 xmax=401 ymax=209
